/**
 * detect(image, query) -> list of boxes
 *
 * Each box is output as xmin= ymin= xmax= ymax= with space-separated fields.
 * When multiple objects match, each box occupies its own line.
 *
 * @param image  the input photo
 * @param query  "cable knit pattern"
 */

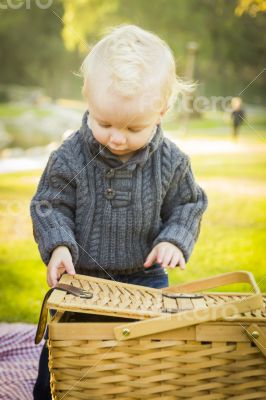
xmin=30 ymin=110 xmax=208 ymax=278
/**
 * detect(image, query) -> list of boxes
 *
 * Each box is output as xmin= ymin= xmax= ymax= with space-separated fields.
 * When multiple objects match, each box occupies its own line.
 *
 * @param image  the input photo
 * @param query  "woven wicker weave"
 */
xmin=40 ymin=271 xmax=266 ymax=400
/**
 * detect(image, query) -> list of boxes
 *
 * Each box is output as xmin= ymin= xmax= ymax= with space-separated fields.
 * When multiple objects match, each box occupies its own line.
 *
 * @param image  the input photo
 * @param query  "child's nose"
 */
xmin=110 ymin=131 xmax=126 ymax=145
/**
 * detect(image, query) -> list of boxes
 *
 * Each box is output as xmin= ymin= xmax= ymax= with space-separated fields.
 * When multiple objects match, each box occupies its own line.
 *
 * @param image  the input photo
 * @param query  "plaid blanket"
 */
xmin=0 ymin=323 xmax=43 ymax=400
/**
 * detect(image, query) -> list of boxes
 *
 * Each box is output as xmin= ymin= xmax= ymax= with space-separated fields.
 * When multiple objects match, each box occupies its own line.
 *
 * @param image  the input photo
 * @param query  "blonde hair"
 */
xmin=231 ymin=97 xmax=242 ymax=110
xmin=80 ymin=24 xmax=194 ymax=113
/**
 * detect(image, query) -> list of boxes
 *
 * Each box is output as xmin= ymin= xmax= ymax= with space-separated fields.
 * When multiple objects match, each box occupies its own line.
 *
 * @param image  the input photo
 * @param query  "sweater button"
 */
xmin=105 ymin=188 xmax=116 ymax=199
xmin=105 ymin=169 xmax=115 ymax=178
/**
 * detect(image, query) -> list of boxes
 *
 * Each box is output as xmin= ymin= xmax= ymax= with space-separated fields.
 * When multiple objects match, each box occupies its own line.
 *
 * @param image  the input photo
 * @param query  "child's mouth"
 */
xmin=108 ymin=146 xmax=127 ymax=152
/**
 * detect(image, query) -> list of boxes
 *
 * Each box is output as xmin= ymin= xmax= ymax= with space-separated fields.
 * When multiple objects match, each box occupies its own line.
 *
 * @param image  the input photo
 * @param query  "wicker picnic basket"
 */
xmin=36 ymin=270 xmax=266 ymax=400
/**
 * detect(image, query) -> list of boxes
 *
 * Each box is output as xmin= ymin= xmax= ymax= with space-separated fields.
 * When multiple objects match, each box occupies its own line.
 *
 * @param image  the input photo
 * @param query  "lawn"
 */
xmin=0 ymin=134 xmax=265 ymax=323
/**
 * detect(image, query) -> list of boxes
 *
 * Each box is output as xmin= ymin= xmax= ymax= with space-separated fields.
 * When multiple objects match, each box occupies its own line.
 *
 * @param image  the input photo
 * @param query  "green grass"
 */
xmin=0 ymin=139 xmax=265 ymax=323
xmin=0 ymin=103 xmax=51 ymax=118
xmin=192 ymin=152 xmax=266 ymax=180
xmin=0 ymin=171 xmax=48 ymax=322
xmin=163 ymin=109 xmax=266 ymax=140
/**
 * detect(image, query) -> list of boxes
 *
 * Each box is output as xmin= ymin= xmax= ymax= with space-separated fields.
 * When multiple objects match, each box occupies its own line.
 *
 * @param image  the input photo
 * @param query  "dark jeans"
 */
xmin=33 ymin=264 xmax=168 ymax=400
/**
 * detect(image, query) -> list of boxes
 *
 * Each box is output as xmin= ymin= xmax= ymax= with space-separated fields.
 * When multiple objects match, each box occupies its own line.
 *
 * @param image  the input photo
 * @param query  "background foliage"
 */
xmin=0 ymin=0 xmax=265 ymax=102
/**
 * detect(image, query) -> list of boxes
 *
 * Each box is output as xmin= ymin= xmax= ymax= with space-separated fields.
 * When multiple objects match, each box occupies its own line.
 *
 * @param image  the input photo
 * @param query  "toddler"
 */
xmin=30 ymin=24 xmax=208 ymax=399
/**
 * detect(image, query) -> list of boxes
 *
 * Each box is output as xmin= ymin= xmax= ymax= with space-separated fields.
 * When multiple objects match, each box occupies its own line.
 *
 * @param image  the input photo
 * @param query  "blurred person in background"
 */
xmin=231 ymin=97 xmax=245 ymax=140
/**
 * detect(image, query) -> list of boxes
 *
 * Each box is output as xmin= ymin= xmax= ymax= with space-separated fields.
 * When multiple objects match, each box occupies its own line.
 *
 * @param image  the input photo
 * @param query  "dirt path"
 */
xmin=165 ymin=135 xmax=266 ymax=155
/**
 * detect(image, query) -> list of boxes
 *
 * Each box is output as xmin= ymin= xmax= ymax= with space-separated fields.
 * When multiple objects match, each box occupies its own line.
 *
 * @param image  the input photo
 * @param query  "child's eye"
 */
xmin=128 ymin=128 xmax=142 ymax=133
xmin=99 ymin=123 xmax=111 ymax=128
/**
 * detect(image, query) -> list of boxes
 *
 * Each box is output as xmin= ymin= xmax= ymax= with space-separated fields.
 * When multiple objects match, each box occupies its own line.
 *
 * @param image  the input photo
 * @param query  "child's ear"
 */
xmin=156 ymin=105 xmax=169 ymax=124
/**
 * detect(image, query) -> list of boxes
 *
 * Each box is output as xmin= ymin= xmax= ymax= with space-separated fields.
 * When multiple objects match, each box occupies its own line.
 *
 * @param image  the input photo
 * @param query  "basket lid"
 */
xmin=47 ymin=273 xmax=265 ymax=321
xmin=46 ymin=273 xmax=191 ymax=319
xmin=35 ymin=271 xmax=265 ymax=344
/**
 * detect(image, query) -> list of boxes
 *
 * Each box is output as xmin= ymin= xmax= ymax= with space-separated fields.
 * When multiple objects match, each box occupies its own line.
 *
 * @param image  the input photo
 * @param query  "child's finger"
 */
xmin=47 ymin=273 xmax=52 ymax=288
xmin=162 ymin=249 xmax=174 ymax=268
xmin=179 ymin=255 xmax=186 ymax=270
xmin=168 ymin=253 xmax=180 ymax=269
xmin=64 ymin=260 xmax=76 ymax=275
xmin=47 ymin=270 xmax=52 ymax=288
xmin=48 ymin=264 xmax=58 ymax=288
xmin=144 ymin=248 xmax=157 ymax=267
xmin=156 ymin=246 xmax=166 ymax=264
xmin=57 ymin=266 xmax=65 ymax=281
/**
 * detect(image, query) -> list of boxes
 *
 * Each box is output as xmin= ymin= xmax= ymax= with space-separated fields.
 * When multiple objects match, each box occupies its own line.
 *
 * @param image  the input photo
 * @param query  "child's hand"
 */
xmin=47 ymin=245 xmax=76 ymax=287
xmin=144 ymin=242 xmax=186 ymax=270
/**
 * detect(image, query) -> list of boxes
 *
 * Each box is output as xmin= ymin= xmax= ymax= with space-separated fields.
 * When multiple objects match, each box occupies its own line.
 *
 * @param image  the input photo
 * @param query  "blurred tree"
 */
xmin=192 ymin=0 xmax=266 ymax=98
xmin=0 ymin=0 xmax=265 ymax=102
xmin=235 ymin=0 xmax=266 ymax=16
xmin=60 ymin=0 xmax=265 ymax=101
xmin=0 ymin=1 xmax=80 ymax=99
xmin=62 ymin=0 xmax=118 ymax=52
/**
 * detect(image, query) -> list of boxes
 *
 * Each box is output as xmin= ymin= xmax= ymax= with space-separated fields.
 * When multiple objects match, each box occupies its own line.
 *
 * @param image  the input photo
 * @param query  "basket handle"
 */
xmin=114 ymin=270 xmax=263 ymax=341
xmin=161 ymin=270 xmax=261 ymax=294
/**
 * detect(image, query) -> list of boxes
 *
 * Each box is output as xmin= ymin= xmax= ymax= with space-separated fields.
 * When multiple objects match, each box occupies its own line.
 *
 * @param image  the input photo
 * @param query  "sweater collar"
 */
xmin=80 ymin=110 xmax=163 ymax=169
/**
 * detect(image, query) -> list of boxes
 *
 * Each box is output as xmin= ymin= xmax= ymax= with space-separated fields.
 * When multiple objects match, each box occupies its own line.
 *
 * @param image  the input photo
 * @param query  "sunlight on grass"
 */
xmin=0 ymin=103 xmax=51 ymax=118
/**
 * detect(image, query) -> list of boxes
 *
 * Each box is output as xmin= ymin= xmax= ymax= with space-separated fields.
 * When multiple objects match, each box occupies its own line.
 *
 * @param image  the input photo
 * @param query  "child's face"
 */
xmin=86 ymin=75 xmax=165 ymax=157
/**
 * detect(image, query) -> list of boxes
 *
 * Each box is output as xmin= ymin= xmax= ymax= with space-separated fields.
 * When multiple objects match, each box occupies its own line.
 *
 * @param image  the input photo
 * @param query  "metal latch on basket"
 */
xmin=245 ymin=323 xmax=266 ymax=358
xmin=35 ymin=283 xmax=93 ymax=345
xmin=162 ymin=293 xmax=204 ymax=299
xmin=161 ymin=293 xmax=204 ymax=313
xmin=55 ymin=283 xmax=93 ymax=299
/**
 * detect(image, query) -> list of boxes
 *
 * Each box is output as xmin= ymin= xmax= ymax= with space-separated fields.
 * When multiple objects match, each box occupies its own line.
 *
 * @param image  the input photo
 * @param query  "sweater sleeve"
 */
xmin=152 ymin=155 xmax=208 ymax=262
xmin=30 ymin=151 xmax=79 ymax=266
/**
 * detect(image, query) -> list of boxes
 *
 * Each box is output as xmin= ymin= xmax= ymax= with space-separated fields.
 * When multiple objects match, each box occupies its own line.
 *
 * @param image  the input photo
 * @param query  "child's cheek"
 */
xmin=100 ymin=129 xmax=109 ymax=142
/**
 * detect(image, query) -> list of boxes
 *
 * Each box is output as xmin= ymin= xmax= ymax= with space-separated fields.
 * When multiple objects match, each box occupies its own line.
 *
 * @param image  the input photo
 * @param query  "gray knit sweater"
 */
xmin=30 ymin=110 xmax=208 ymax=278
